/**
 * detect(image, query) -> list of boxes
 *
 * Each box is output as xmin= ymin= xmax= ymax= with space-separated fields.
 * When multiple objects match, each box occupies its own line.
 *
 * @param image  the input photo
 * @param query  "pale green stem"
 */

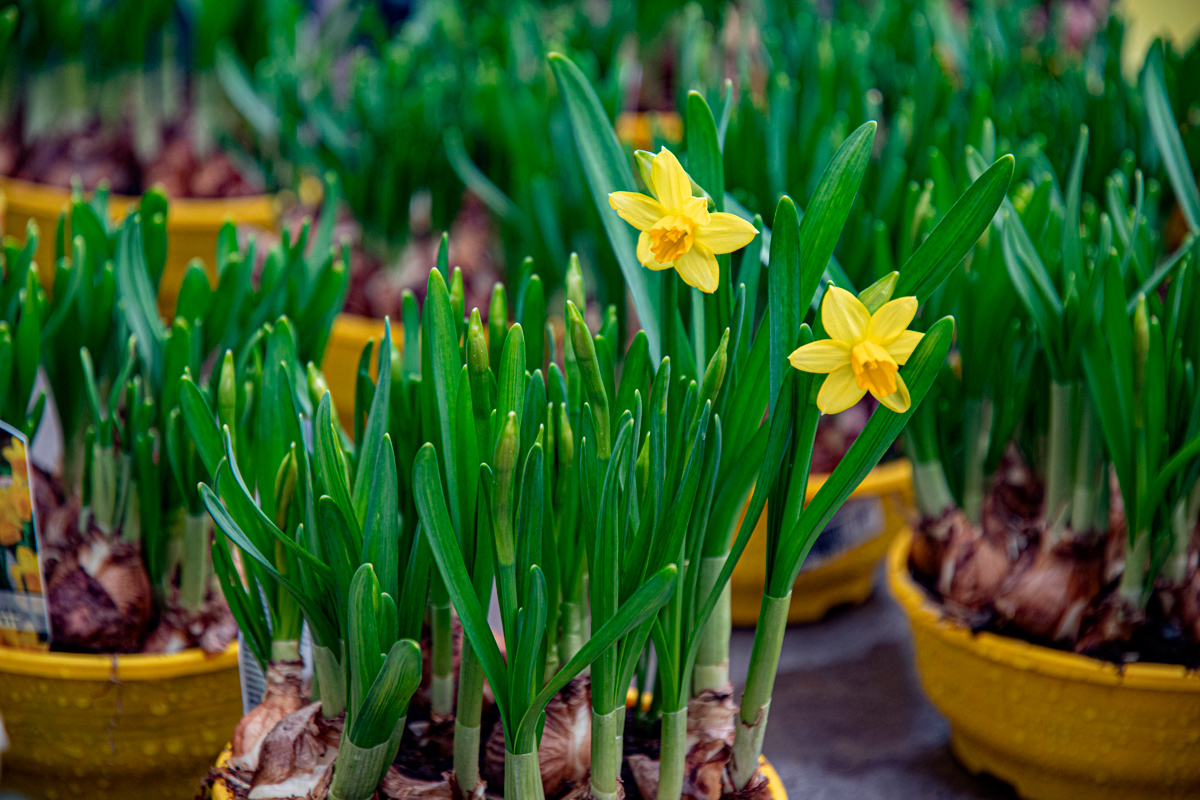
xmin=544 ymin=637 xmax=560 ymax=680
xmin=558 ymin=600 xmax=586 ymax=666
xmin=589 ymin=708 xmax=622 ymax=800
xmin=312 ymin=643 xmax=346 ymax=717
xmin=132 ymin=67 xmax=161 ymax=163
xmin=1119 ymin=529 xmax=1150 ymax=608
xmin=179 ymin=512 xmax=209 ymax=611
xmin=430 ymin=599 xmax=455 ymax=718
xmin=1166 ymin=481 xmax=1200 ymax=584
xmin=123 ymin=486 xmax=142 ymax=545
xmin=452 ymin=644 xmax=486 ymax=792
xmin=504 ymin=750 xmax=545 ymax=800
xmin=271 ymin=638 xmax=301 ymax=663
xmin=1044 ymin=381 xmax=1077 ymax=544
xmin=693 ymin=554 xmax=731 ymax=693
xmin=731 ymin=592 xmax=791 ymax=790
xmin=159 ymin=29 xmax=181 ymax=123
xmin=91 ymin=444 xmax=118 ymax=535
xmin=191 ymin=70 xmax=219 ymax=160
xmin=657 ymin=708 xmax=688 ymax=800
xmin=274 ymin=580 xmax=304 ymax=645
xmin=912 ymin=460 xmax=955 ymax=520
xmin=962 ymin=397 xmax=993 ymax=525
xmin=1070 ymin=399 xmax=1104 ymax=535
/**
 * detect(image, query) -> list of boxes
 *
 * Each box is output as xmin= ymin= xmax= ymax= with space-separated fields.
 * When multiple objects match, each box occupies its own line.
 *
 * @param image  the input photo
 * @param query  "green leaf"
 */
xmin=348 ymin=564 xmax=383 ymax=720
xmin=549 ymin=52 xmax=661 ymax=360
xmin=347 ymin=639 xmax=422 ymax=747
xmin=363 ymin=435 xmax=400 ymax=601
xmin=413 ymin=444 xmax=510 ymax=719
xmin=515 ymin=562 xmax=678 ymax=747
xmin=353 ymin=321 xmax=393 ymax=526
xmin=894 ymin=154 xmax=1015 ymax=303
xmin=1144 ymin=43 xmax=1200 ymax=235
xmin=200 ymin=480 xmax=337 ymax=645
xmin=797 ymin=121 xmax=876 ymax=313
xmin=769 ymin=197 xmax=801 ymax=417
xmin=315 ymin=393 xmax=361 ymax=546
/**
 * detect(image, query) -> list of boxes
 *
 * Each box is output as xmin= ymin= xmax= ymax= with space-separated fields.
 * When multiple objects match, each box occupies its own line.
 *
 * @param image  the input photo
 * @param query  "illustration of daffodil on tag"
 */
xmin=608 ymin=147 xmax=757 ymax=293
xmin=790 ymin=285 xmax=924 ymax=414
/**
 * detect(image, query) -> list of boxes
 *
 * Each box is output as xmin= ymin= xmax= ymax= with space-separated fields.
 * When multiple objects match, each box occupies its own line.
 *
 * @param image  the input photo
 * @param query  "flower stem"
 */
xmin=558 ymin=600 xmax=586 ymax=666
xmin=589 ymin=707 xmax=623 ymax=800
xmin=504 ymin=750 xmax=545 ymax=800
xmin=1166 ymin=481 xmax=1200 ymax=584
xmin=179 ymin=512 xmax=209 ymax=612
xmin=1044 ymin=381 xmax=1077 ymax=542
xmin=912 ymin=459 xmax=955 ymax=519
xmin=693 ymin=554 xmax=731 ymax=693
xmin=1119 ymin=528 xmax=1150 ymax=608
xmin=453 ymin=643 xmax=486 ymax=791
xmin=731 ymin=592 xmax=790 ymax=790
xmin=1070 ymin=398 xmax=1104 ymax=534
xmin=430 ymin=596 xmax=454 ymax=718
xmin=657 ymin=708 xmax=688 ymax=800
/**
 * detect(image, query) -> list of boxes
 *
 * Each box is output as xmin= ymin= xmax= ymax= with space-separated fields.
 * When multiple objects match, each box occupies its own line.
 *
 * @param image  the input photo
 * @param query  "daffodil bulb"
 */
xmin=789 ymin=285 xmax=924 ymax=414
xmin=608 ymin=148 xmax=757 ymax=293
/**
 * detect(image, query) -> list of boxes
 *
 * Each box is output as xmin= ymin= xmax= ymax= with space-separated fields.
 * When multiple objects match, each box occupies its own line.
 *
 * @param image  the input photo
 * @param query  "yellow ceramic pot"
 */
xmin=0 ymin=642 xmax=243 ymax=800
xmin=888 ymin=529 xmax=1200 ymax=800
xmin=209 ymin=748 xmax=788 ymax=799
xmin=730 ymin=459 xmax=913 ymax=625
xmin=0 ymin=176 xmax=277 ymax=318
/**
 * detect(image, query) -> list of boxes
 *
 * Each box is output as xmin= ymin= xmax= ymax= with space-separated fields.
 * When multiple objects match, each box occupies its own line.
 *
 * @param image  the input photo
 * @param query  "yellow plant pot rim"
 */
xmin=887 ymin=529 xmax=1200 ymax=690
xmin=212 ymin=747 xmax=787 ymax=799
xmin=0 ymin=176 xmax=278 ymax=231
xmin=0 ymin=640 xmax=239 ymax=681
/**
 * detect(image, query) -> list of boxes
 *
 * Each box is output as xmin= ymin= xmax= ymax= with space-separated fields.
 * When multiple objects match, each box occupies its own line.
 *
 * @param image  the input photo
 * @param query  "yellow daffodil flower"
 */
xmin=789 ymin=285 xmax=924 ymax=414
xmin=608 ymin=147 xmax=758 ymax=293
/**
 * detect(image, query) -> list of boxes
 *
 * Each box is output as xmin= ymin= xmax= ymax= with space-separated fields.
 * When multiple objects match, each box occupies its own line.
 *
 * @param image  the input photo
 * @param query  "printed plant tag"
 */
xmin=0 ymin=422 xmax=50 ymax=650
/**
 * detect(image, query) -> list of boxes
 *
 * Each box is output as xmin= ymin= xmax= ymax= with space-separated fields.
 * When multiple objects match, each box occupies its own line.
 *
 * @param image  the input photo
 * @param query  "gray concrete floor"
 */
xmin=731 ymin=567 xmax=1017 ymax=800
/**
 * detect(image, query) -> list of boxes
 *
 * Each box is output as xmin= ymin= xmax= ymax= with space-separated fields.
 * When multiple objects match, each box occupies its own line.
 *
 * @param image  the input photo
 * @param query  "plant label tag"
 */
xmin=0 ymin=422 xmax=50 ymax=650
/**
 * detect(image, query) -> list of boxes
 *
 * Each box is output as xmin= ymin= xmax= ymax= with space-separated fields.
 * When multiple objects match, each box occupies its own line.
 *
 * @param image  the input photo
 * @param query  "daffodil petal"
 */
xmin=609 ymin=191 xmax=668 ymax=232
xmin=877 ymin=372 xmax=912 ymax=413
xmin=886 ymin=330 xmax=924 ymax=365
xmin=697 ymin=212 xmax=758 ymax=255
xmin=673 ymin=242 xmax=720 ymax=293
xmin=821 ymin=286 xmax=870 ymax=344
xmin=639 ymin=231 xmax=674 ymax=271
xmin=788 ymin=339 xmax=851 ymax=373
xmin=817 ymin=365 xmax=867 ymax=414
xmin=683 ymin=196 xmax=712 ymax=226
xmin=868 ymin=296 xmax=919 ymax=343
xmin=637 ymin=231 xmax=657 ymax=266
xmin=651 ymin=147 xmax=693 ymax=212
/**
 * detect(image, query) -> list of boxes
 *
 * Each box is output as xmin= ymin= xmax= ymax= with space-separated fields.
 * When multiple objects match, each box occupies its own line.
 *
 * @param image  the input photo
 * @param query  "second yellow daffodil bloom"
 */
xmin=789 ymin=285 xmax=924 ymax=414
xmin=608 ymin=148 xmax=757 ymax=293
